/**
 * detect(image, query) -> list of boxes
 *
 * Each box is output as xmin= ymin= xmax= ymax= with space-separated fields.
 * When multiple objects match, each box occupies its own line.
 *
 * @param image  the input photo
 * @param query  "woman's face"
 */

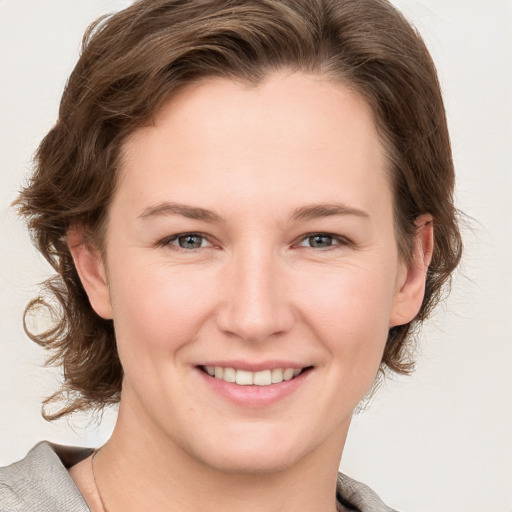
xmin=77 ymin=72 xmax=425 ymax=473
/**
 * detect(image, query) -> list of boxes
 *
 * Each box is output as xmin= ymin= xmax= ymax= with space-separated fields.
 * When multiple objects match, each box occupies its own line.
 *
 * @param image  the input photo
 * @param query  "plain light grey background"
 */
xmin=0 ymin=1 xmax=511 ymax=511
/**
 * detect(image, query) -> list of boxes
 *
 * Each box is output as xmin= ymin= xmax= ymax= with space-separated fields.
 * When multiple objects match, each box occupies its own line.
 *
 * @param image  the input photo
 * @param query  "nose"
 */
xmin=215 ymin=246 xmax=295 ymax=343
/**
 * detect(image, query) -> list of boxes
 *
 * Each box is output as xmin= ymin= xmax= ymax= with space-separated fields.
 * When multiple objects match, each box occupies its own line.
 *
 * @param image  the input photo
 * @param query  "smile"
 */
xmin=201 ymin=366 xmax=305 ymax=386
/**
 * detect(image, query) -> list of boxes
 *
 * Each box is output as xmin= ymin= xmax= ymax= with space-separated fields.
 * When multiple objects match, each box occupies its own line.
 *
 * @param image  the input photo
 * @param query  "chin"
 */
xmin=197 ymin=447 xmax=303 ymax=475
xmin=183 ymin=425 xmax=322 ymax=476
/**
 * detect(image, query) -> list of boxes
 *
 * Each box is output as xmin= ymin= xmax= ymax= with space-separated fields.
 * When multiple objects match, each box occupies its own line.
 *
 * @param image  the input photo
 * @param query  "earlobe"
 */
xmin=389 ymin=214 xmax=434 ymax=327
xmin=67 ymin=229 xmax=113 ymax=320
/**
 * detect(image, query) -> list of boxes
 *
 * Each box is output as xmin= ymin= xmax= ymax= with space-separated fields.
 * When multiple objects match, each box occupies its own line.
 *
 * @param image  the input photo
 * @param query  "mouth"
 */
xmin=199 ymin=365 xmax=311 ymax=386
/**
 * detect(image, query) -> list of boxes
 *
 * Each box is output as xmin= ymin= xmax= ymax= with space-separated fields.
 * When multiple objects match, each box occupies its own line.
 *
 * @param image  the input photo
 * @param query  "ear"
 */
xmin=389 ymin=214 xmax=434 ymax=327
xmin=67 ymin=228 xmax=113 ymax=320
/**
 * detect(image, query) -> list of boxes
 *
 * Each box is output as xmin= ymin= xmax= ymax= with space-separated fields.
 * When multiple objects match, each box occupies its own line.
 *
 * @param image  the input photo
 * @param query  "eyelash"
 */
xmin=159 ymin=232 xmax=213 ymax=250
xmin=295 ymin=233 xmax=351 ymax=250
xmin=158 ymin=232 xmax=351 ymax=251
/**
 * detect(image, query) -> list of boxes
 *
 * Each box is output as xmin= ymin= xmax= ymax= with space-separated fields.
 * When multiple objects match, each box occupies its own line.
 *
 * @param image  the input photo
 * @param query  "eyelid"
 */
xmin=157 ymin=231 xmax=351 ymax=251
xmin=158 ymin=232 xmax=215 ymax=250
xmin=294 ymin=232 xmax=352 ymax=249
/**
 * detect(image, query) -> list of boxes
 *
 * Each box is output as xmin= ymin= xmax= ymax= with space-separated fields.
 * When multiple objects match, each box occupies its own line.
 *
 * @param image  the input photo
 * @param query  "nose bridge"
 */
xmin=216 ymin=242 xmax=293 ymax=342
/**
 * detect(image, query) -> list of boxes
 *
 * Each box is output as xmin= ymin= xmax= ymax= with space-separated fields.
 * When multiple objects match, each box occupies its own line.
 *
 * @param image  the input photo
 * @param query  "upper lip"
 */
xmin=195 ymin=360 xmax=310 ymax=372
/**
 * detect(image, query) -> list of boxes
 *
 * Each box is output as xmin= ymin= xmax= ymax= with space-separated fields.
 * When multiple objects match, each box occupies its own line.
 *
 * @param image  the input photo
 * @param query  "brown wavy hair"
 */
xmin=14 ymin=0 xmax=462 ymax=420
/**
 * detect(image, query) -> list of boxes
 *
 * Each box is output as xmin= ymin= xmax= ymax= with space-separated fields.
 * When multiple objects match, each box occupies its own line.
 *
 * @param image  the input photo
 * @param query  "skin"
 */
xmin=69 ymin=71 xmax=433 ymax=512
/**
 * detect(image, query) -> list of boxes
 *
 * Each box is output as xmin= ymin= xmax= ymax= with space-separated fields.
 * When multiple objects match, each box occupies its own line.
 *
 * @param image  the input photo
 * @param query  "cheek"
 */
xmin=108 ymin=259 xmax=216 ymax=357
xmin=300 ymin=260 xmax=395 ymax=321
xmin=301 ymin=269 xmax=394 ymax=411
xmin=295 ymin=262 xmax=396 ymax=360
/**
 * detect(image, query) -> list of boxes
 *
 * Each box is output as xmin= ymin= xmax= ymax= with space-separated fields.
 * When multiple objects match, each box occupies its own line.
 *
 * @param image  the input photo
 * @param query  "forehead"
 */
xmin=116 ymin=72 xmax=391 ymax=222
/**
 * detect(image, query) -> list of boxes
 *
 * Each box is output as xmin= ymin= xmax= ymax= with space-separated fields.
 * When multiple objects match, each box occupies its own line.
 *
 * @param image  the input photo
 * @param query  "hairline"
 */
xmin=93 ymin=68 xmax=410 ymax=263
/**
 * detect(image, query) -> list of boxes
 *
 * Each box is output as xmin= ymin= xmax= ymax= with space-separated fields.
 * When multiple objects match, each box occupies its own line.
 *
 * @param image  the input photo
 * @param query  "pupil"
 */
xmin=179 ymin=235 xmax=202 ymax=248
xmin=311 ymin=235 xmax=332 ymax=247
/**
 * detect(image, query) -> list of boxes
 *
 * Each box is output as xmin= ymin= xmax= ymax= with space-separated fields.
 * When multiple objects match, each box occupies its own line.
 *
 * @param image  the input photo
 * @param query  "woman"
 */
xmin=1 ymin=0 xmax=461 ymax=511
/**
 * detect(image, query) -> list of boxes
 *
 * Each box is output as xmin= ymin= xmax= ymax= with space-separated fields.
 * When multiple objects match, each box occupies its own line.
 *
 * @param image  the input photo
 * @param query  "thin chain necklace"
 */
xmin=91 ymin=449 xmax=110 ymax=512
xmin=91 ymin=449 xmax=344 ymax=512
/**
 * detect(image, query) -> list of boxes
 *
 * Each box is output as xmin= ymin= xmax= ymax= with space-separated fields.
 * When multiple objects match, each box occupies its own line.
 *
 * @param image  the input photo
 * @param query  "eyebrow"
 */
xmin=138 ymin=202 xmax=225 ymax=223
xmin=290 ymin=202 xmax=369 ymax=221
xmin=138 ymin=201 xmax=369 ymax=223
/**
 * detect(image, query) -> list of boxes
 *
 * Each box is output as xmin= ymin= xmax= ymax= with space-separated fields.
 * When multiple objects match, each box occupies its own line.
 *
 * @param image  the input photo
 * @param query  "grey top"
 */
xmin=0 ymin=442 xmax=398 ymax=512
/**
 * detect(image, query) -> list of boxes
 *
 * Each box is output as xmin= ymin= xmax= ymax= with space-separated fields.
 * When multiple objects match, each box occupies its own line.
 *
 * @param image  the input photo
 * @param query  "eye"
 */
xmin=297 ymin=233 xmax=348 ymax=249
xmin=162 ymin=233 xmax=210 ymax=250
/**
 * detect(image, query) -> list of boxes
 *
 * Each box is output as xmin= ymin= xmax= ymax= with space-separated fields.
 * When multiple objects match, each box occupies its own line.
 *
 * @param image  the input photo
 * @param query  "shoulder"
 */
xmin=337 ymin=472 xmax=401 ymax=512
xmin=0 ymin=441 xmax=92 ymax=512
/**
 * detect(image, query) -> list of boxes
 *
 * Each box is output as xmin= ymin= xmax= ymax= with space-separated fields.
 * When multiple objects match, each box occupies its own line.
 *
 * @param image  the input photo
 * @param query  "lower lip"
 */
xmin=196 ymin=368 xmax=311 ymax=408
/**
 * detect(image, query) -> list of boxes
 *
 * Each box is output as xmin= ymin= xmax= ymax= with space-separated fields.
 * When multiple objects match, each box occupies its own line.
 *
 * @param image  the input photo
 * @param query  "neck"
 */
xmin=93 ymin=397 xmax=348 ymax=512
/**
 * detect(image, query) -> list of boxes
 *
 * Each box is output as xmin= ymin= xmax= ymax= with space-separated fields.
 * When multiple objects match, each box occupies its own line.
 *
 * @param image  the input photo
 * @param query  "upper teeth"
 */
xmin=204 ymin=366 xmax=302 ymax=386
